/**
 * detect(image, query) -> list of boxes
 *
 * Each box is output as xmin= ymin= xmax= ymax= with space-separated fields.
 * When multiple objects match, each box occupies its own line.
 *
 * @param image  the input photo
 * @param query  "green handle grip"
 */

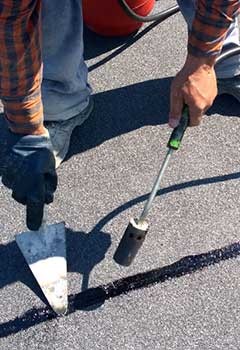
xmin=167 ymin=106 xmax=189 ymax=150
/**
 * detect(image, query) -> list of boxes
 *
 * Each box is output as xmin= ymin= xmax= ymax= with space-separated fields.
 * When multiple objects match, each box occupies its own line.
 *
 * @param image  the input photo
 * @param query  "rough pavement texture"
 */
xmin=0 ymin=1 xmax=240 ymax=349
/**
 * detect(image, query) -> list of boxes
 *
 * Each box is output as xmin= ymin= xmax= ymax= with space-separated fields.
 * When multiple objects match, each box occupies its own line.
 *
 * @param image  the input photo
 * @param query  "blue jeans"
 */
xmin=177 ymin=0 xmax=240 ymax=78
xmin=41 ymin=0 xmax=91 ymax=121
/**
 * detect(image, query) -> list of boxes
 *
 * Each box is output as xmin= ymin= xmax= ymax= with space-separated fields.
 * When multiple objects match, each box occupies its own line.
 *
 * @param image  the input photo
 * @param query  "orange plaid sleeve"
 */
xmin=0 ymin=0 xmax=44 ymax=134
xmin=188 ymin=0 xmax=240 ymax=57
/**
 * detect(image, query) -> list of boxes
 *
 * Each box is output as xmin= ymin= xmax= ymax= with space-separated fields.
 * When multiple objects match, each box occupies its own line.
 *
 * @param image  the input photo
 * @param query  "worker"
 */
xmin=0 ymin=1 xmax=239 ymax=230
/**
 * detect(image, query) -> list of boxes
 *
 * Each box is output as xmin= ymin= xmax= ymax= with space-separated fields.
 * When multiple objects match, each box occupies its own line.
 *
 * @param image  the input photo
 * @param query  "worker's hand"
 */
xmin=1 ymin=128 xmax=57 ymax=230
xmin=169 ymin=54 xmax=217 ymax=127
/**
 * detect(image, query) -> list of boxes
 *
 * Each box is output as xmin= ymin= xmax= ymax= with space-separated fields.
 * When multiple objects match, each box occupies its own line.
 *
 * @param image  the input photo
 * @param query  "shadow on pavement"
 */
xmin=65 ymin=77 xmax=172 ymax=161
xmin=93 ymin=171 xmax=240 ymax=234
xmin=0 ymin=77 xmax=170 ymax=171
xmin=66 ymin=228 xmax=111 ymax=292
xmin=1 ymin=240 xmax=240 ymax=338
xmin=0 ymin=79 xmax=239 ymax=168
xmin=66 ymin=77 xmax=240 ymax=162
xmin=0 ymin=71 xmax=168 ymax=170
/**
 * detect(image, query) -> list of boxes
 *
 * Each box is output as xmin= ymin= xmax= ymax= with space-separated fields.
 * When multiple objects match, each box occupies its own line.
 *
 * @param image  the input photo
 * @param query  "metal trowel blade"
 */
xmin=15 ymin=222 xmax=68 ymax=315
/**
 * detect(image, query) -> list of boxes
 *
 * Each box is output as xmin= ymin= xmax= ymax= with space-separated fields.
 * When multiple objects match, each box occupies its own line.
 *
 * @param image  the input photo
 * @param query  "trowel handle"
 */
xmin=167 ymin=106 xmax=189 ymax=150
xmin=26 ymin=203 xmax=46 ymax=231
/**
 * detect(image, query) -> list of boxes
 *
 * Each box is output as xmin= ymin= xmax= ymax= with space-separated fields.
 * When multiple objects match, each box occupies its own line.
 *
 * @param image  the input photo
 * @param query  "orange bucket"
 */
xmin=82 ymin=0 xmax=155 ymax=36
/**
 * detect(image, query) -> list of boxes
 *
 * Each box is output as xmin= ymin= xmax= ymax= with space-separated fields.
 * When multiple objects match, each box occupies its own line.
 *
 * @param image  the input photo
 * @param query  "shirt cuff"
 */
xmin=188 ymin=1 xmax=240 ymax=57
xmin=2 ymin=88 xmax=44 ymax=134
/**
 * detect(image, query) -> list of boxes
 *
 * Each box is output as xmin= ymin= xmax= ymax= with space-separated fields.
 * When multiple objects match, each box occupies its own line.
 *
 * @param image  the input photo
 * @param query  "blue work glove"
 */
xmin=1 ymin=130 xmax=57 ymax=231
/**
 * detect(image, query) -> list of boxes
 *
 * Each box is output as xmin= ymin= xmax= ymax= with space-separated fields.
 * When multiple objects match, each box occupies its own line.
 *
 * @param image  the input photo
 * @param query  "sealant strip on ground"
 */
xmin=1 ymin=240 xmax=240 ymax=339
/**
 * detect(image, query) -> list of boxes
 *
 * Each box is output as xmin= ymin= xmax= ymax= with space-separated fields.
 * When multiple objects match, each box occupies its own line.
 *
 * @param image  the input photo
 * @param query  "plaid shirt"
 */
xmin=0 ymin=0 xmax=43 ymax=134
xmin=0 ymin=0 xmax=239 ymax=134
xmin=189 ymin=0 xmax=240 ymax=57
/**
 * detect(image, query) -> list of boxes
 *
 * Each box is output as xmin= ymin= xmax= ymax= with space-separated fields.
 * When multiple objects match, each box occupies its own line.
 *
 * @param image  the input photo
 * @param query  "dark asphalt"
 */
xmin=0 ymin=1 xmax=240 ymax=349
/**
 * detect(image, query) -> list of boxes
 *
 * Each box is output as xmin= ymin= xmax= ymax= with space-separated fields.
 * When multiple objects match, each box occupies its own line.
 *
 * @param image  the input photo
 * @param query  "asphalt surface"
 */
xmin=0 ymin=1 xmax=240 ymax=349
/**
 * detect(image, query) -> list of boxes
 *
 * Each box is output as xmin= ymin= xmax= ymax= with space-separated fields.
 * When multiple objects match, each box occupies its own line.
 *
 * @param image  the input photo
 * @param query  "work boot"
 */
xmin=217 ymin=74 xmax=240 ymax=103
xmin=45 ymin=98 xmax=94 ymax=168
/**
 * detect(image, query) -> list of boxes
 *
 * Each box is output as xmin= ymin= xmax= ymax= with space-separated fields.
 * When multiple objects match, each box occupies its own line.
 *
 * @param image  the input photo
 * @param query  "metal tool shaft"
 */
xmin=114 ymin=108 xmax=189 ymax=267
xmin=139 ymin=148 xmax=173 ymax=223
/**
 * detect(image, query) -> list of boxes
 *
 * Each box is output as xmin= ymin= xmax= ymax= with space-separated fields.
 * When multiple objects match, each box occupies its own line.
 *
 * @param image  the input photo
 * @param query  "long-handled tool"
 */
xmin=113 ymin=107 xmax=189 ymax=266
xmin=16 ymin=206 xmax=68 ymax=315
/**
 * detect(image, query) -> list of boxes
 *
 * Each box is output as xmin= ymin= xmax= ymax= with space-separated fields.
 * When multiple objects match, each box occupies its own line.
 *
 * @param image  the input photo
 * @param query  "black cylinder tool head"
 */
xmin=113 ymin=218 xmax=149 ymax=266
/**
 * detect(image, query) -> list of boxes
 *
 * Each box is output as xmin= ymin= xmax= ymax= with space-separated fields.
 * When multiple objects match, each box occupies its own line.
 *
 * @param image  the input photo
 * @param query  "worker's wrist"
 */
xmin=9 ymin=124 xmax=49 ymax=137
xmin=185 ymin=53 xmax=217 ymax=70
xmin=2 ymin=87 xmax=46 ymax=136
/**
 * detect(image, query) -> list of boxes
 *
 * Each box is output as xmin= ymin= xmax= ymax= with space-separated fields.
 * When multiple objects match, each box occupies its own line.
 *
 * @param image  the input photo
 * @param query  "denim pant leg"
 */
xmin=177 ymin=0 xmax=240 ymax=78
xmin=41 ymin=0 xmax=91 ymax=121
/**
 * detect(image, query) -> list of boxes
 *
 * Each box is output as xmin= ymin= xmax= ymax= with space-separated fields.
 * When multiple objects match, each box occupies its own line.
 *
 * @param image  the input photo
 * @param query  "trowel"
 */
xmin=16 ymin=205 xmax=68 ymax=315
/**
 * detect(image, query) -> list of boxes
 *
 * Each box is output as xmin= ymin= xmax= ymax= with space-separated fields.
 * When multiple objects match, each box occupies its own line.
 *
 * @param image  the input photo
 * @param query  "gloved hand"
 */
xmin=1 ymin=129 xmax=57 ymax=231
